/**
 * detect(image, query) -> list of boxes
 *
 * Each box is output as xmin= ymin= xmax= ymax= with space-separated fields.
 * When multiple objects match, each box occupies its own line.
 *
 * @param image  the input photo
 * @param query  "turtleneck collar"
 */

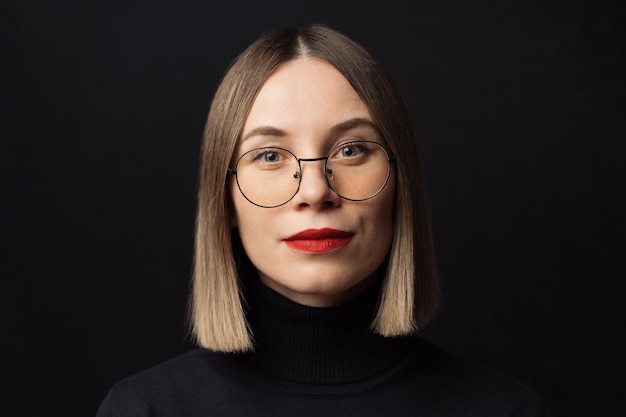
xmin=240 ymin=275 xmax=412 ymax=385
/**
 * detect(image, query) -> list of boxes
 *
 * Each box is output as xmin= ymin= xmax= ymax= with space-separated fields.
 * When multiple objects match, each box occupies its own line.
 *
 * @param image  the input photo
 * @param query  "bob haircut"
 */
xmin=191 ymin=24 xmax=439 ymax=352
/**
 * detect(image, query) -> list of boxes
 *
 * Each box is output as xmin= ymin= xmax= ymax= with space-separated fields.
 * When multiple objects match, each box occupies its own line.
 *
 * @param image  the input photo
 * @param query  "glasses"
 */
xmin=228 ymin=140 xmax=395 ymax=208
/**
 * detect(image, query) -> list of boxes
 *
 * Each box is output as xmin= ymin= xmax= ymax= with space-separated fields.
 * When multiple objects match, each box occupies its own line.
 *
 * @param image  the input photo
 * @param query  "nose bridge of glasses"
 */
xmin=297 ymin=155 xmax=331 ymax=176
xmin=298 ymin=156 xmax=328 ymax=163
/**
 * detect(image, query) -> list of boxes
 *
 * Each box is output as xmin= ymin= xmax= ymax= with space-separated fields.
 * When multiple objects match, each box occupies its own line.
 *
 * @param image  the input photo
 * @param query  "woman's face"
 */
xmin=230 ymin=58 xmax=395 ymax=307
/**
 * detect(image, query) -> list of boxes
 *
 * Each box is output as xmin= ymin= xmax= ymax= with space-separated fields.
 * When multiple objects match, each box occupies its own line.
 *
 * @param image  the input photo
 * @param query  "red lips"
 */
xmin=283 ymin=228 xmax=354 ymax=253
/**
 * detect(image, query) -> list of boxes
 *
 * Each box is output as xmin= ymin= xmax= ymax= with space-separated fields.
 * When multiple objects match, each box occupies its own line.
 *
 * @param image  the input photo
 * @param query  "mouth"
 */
xmin=283 ymin=228 xmax=354 ymax=253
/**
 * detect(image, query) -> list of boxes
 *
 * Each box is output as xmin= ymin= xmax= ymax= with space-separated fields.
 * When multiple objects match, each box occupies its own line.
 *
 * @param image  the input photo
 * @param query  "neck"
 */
xmin=240 ymin=275 xmax=411 ymax=385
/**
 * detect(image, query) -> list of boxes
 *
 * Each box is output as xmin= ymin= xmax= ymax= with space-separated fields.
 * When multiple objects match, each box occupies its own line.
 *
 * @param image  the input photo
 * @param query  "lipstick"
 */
xmin=283 ymin=228 xmax=354 ymax=253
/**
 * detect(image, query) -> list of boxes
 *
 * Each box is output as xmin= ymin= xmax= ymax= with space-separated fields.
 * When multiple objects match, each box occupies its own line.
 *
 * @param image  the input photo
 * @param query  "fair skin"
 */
xmin=230 ymin=57 xmax=396 ymax=307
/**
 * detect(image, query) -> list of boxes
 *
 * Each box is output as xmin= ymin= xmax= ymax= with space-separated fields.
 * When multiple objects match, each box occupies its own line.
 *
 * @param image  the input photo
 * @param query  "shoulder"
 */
xmin=403 ymin=337 xmax=546 ymax=416
xmin=111 ymin=348 xmax=212 ymax=389
xmin=95 ymin=348 xmax=224 ymax=417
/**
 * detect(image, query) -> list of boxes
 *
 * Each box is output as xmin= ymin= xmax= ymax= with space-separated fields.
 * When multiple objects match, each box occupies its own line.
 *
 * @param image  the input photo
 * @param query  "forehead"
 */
xmin=241 ymin=58 xmax=372 ymax=138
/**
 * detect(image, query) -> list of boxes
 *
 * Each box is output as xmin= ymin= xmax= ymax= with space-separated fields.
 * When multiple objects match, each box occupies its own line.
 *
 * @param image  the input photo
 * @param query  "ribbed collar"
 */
xmin=240 ymin=276 xmax=412 ymax=385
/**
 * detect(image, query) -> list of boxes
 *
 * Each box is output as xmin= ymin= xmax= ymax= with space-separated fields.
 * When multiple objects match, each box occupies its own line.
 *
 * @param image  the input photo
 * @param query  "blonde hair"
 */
xmin=191 ymin=24 xmax=439 ymax=352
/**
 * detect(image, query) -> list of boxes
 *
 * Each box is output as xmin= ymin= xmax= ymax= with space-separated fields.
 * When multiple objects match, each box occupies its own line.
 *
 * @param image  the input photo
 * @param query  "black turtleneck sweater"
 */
xmin=96 ymin=278 xmax=545 ymax=416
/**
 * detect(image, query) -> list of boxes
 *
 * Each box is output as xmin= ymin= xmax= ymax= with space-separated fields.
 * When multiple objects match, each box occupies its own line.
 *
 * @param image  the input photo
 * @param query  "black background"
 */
xmin=2 ymin=1 xmax=625 ymax=416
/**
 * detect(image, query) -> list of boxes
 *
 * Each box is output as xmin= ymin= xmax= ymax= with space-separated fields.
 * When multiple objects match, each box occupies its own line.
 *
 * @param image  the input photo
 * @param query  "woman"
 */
xmin=97 ymin=24 xmax=545 ymax=416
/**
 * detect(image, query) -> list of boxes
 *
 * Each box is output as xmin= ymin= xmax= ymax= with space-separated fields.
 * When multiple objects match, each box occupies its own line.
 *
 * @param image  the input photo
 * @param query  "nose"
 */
xmin=290 ymin=159 xmax=341 ymax=210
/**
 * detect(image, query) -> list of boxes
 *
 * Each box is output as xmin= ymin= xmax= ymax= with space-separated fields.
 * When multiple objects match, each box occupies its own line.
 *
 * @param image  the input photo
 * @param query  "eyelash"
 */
xmin=241 ymin=136 xmax=380 ymax=159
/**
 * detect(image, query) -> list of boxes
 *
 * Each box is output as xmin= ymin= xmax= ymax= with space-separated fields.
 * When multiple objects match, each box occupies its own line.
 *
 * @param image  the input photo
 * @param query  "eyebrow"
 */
xmin=241 ymin=126 xmax=286 ymax=142
xmin=240 ymin=117 xmax=380 ymax=142
xmin=329 ymin=118 xmax=380 ymax=136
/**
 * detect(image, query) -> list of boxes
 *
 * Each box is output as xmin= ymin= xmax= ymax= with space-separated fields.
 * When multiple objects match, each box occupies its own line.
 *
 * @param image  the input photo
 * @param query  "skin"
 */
xmin=230 ymin=58 xmax=396 ymax=307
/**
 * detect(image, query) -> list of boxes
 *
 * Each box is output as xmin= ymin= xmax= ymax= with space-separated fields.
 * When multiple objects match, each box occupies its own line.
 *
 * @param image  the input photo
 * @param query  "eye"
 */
xmin=333 ymin=141 xmax=370 ymax=159
xmin=251 ymin=148 xmax=284 ymax=163
xmin=242 ymin=147 xmax=295 ymax=171
xmin=340 ymin=145 xmax=360 ymax=157
xmin=261 ymin=151 xmax=279 ymax=162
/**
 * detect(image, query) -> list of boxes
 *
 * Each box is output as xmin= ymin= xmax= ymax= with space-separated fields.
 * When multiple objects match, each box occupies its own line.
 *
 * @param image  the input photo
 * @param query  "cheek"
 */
xmin=233 ymin=208 xmax=275 ymax=273
xmin=230 ymin=192 xmax=269 ymax=249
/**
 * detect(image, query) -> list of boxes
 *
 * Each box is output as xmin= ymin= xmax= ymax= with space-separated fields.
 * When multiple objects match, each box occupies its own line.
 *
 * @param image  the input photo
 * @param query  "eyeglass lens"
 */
xmin=233 ymin=141 xmax=392 ymax=208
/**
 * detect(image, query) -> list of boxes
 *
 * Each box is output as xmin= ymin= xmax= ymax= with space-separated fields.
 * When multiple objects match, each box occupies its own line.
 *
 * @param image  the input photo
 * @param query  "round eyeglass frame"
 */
xmin=227 ymin=140 xmax=396 ymax=208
